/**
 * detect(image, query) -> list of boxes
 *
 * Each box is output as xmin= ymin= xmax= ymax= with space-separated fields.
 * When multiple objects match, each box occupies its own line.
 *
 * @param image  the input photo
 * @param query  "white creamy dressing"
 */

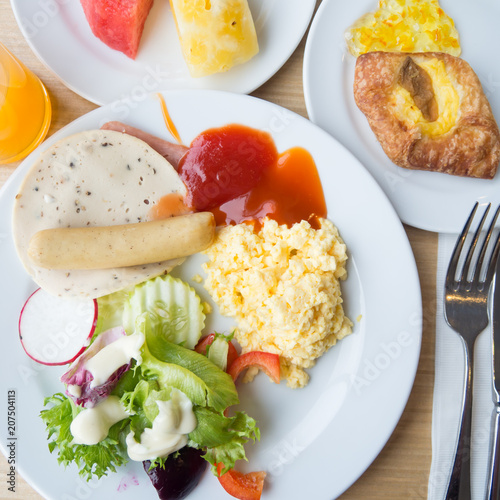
xmin=67 ymin=384 xmax=81 ymax=398
xmin=86 ymin=330 xmax=145 ymax=388
xmin=70 ymin=396 xmax=129 ymax=445
xmin=126 ymin=389 xmax=197 ymax=461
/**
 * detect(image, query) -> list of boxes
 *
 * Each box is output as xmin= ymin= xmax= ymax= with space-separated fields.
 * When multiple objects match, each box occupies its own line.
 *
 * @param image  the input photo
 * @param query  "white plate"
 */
xmin=0 ymin=90 xmax=421 ymax=499
xmin=10 ymin=0 xmax=315 ymax=105
xmin=303 ymin=0 xmax=500 ymax=233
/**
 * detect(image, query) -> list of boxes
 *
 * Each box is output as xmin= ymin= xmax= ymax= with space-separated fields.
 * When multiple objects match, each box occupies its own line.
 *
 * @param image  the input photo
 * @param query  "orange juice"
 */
xmin=0 ymin=43 xmax=51 ymax=164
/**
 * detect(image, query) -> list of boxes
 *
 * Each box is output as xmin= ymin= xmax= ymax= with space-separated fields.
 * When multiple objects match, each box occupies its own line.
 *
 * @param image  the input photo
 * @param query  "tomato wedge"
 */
xmin=228 ymin=351 xmax=280 ymax=384
xmin=216 ymin=463 xmax=266 ymax=500
xmin=194 ymin=334 xmax=239 ymax=369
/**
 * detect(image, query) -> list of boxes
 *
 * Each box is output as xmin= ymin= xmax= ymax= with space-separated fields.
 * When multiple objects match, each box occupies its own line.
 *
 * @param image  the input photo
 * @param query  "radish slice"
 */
xmin=19 ymin=288 xmax=98 ymax=366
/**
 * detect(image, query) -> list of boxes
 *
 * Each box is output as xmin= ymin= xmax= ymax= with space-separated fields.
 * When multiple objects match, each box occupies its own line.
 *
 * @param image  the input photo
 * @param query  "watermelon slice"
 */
xmin=80 ymin=0 xmax=154 ymax=59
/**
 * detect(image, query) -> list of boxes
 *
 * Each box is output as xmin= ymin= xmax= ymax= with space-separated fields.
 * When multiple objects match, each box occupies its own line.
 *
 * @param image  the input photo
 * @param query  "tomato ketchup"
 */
xmin=176 ymin=123 xmax=327 ymax=230
xmin=178 ymin=124 xmax=278 ymax=211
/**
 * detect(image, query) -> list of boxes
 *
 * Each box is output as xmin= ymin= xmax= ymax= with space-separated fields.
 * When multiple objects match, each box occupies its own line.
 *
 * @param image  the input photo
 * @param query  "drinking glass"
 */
xmin=0 ymin=42 xmax=51 ymax=165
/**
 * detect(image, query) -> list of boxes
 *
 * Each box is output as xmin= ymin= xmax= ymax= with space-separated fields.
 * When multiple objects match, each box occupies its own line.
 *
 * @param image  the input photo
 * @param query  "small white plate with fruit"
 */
xmin=11 ymin=0 xmax=316 ymax=105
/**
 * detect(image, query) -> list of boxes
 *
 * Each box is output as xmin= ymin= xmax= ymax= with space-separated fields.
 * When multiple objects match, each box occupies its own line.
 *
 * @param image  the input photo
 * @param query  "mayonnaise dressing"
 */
xmin=86 ymin=330 xmax=145 ymax=388
xmin=126 ymin=389 xmax=197 ymax=461
xmin=70 ymin=396 xmax=129 ymax=445
xmin=66 ymin=384 xmax=81 ymax=398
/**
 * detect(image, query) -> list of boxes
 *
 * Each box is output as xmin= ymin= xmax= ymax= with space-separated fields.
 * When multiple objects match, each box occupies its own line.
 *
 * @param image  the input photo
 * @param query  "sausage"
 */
xmin=28 ymin=212 xmax=215 ymax=270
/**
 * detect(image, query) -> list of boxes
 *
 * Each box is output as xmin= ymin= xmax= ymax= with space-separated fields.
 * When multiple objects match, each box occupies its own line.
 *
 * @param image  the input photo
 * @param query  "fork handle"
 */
xmin=487 ymin=405 xmax=500 ymax=500
xmin=445 ymin=339 xmax=473 ymax=500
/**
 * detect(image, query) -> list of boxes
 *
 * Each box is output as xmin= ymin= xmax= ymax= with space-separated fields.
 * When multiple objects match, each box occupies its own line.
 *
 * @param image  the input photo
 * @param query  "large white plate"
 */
xmin=10 ymin=0 xmax=315 ymax=105
xmin=0 ymin=90 xmax=421 ymax=499
xmin=303 ymin=0 xmax=500 ymax=233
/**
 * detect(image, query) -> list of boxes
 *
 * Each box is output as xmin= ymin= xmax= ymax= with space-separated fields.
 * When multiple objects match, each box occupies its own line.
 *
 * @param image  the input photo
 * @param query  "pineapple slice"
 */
xmin=169 ymin=0 xmax=259 ymax=77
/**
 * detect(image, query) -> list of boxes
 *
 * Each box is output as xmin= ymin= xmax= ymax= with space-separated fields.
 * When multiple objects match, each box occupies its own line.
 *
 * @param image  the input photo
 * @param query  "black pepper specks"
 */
xmin=144 ymin=199 xmax=149 ymax=205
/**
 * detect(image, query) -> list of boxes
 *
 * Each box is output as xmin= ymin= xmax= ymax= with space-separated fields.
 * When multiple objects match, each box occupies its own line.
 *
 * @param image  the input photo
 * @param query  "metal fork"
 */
xmin=444 ymin=202 xmax=500 ymax=500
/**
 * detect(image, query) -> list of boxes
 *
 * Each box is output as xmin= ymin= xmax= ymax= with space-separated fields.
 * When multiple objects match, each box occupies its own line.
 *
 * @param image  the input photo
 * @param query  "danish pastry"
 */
xmin=353 ymin=51 xmax=500 ymax=179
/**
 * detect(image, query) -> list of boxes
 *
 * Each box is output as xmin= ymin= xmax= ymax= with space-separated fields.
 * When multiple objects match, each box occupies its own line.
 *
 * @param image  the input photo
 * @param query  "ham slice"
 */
xmin=101 ymin=121 xmax=188 ymax=169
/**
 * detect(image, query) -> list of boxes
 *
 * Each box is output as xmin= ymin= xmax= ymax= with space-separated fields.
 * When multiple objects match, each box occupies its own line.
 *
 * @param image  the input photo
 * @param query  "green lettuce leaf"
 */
xmin=195 ymin=410 xmax=260 ymax=475
xmin=138 ymin=315 xmax=239 ymax=412
xmin=94 ymin=287 xmax=133 ymax=336
xmin=40 ymin=393 xmax=129 ymax=480
xmin=206 ymin=335 xmax=229 ymax=371
xmin=119 ymin=374 xmax=259 ymax=475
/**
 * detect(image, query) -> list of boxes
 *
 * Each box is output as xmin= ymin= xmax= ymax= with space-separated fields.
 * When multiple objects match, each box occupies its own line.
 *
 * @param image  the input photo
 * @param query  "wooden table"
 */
xmin=0 ymin=1 xmax=437 ymax=498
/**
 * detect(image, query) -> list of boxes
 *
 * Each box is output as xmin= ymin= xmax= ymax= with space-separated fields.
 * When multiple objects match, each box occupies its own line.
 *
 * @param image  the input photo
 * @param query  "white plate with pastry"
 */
xmin=303 ymin=0 xmax=500 ymax=233
xmin=11 ymin=0 xmax=316 ymax=105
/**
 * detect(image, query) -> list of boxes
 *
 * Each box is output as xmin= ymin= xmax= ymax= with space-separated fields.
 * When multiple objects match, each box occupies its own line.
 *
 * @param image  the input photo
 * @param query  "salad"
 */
xmin=20 ymin=274 xmax=274 ymax=499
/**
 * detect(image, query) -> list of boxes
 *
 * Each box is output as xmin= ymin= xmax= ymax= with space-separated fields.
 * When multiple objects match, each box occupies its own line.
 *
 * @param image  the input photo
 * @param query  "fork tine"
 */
xmin=446 ymin=202 xmax=479 ymax=287
xmin=483 ymin=205 xmax=500 ymax=286
xmin=461 ymin=203 xmax=491 ymax=282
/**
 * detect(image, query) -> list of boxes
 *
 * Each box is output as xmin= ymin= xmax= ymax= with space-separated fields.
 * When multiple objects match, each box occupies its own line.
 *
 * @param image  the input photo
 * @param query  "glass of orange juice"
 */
xmin=0 ymin=42 xmax=51 ymax=165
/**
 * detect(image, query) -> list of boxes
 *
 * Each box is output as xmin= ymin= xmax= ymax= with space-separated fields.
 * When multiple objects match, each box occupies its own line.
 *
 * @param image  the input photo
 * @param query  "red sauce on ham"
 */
xmin=161 ymin=123 xmax=326 ymax=229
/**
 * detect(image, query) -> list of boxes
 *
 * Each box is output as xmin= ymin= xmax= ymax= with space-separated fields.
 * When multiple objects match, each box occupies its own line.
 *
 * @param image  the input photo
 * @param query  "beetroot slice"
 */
xmin=80 ymin=0 xmax=154 ymax=59
xmin=143 ymin=447 xmax=207 ymax=500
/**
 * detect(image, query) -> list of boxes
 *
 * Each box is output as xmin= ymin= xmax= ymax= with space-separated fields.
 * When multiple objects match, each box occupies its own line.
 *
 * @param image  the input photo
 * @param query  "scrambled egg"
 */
xmin=391 ymin=57 xmax=459 ymax=136
xmin=202 ymin=218 xmax=353 ymax=389
xmin=345 ymin=0 xmax=461 ymax=57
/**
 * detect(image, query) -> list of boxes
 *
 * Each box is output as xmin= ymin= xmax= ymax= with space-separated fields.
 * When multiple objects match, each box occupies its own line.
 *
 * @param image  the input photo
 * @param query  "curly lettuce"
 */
xmin=40 ymin=393 xmax=129 ymax=480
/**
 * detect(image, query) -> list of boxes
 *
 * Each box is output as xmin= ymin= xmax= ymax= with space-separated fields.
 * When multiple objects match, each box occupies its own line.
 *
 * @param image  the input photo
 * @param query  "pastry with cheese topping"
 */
xmin=353 ymin=51 xmax=500 ymax=179
xmin=169 ymin=0 xmax=259 ymax=77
